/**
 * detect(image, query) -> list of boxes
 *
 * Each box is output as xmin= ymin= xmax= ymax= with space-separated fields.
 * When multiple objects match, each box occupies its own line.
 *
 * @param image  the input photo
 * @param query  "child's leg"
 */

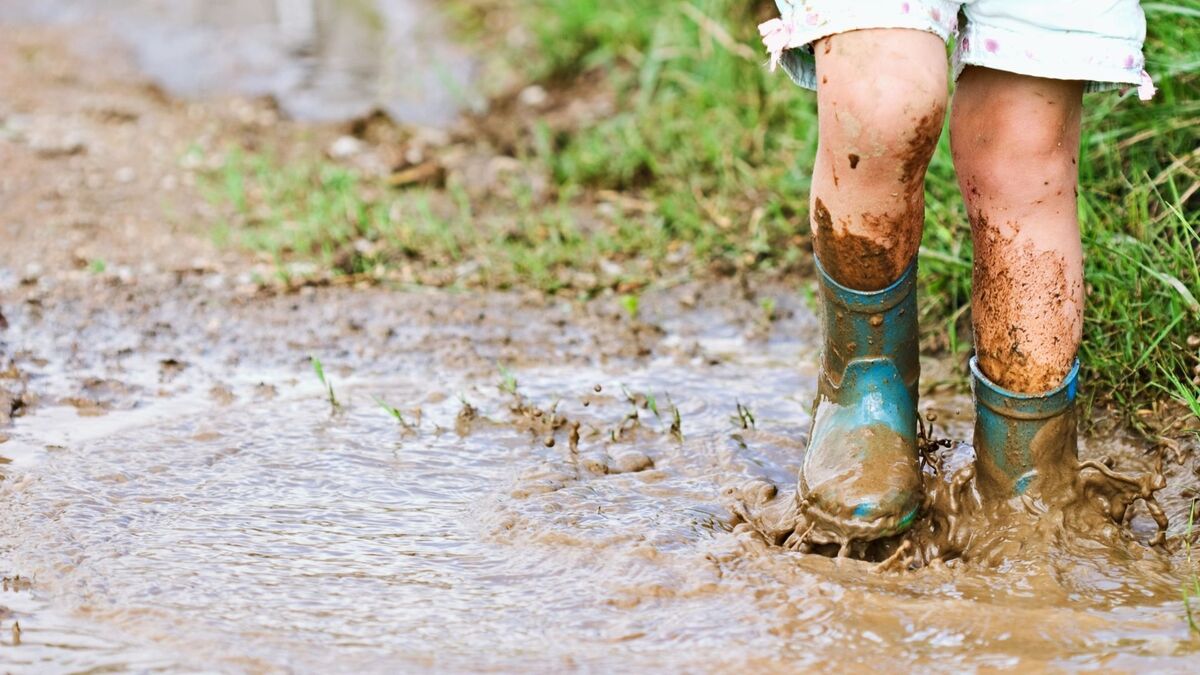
xmin=812 ymin=28 xmax=948 ymax=291
xmin=949 ymin=68 xmax=1085 ymax=393
xmin=796 ymin=29 xmax=948 ymax=545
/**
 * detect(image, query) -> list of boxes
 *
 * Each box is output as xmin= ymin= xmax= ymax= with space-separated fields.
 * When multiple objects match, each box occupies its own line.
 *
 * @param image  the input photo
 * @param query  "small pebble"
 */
xmin=517 ymin=84 xmax=548 ymax=108
xmin=612 ymin=450 xmax=653 ymax=474
xmin=328 ymin=135 xmax=364 ymax=159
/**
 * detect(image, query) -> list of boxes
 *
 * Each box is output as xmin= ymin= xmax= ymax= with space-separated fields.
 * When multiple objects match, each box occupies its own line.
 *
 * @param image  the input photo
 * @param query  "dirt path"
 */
xmin=2 ymin=23 xmax=1198 ymax=672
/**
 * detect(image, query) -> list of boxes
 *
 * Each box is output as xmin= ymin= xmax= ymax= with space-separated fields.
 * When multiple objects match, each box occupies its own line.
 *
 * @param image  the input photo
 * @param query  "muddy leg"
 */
xmin=951 ymin=68 xmax=1085 ymax=393
xmin=797 ymin=30 xmax=947 ymax=545
xmin=812 ymin=29 xmax=948 ymax=291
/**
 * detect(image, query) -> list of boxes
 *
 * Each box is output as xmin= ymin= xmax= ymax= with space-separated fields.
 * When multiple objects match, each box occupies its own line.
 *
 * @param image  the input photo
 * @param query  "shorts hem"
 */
xmin=766 ymin=0 xmax=958 ymax=90
xmin=952 ymin=22 xmax=1145 ymax=93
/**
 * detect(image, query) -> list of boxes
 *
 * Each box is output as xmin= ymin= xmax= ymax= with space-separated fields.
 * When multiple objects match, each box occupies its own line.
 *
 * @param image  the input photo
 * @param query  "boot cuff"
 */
xmin=814 ymin=256 xmax=917 ymax=314
xmin=970 ymin=357 xmax=1079 ymax=420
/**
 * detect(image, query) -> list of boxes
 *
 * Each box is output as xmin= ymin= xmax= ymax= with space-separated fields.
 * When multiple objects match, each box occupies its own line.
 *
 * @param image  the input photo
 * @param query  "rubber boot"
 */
xmin=798 ymin=258 xmax=921 ymax=544
xmin=970 ymin=357 xmax=1080 ymax=499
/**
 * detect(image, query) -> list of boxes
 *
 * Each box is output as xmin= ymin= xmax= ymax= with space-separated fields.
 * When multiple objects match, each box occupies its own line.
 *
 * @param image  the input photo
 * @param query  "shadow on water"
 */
xmin=0 ymin=0 xmax=480 ymax=126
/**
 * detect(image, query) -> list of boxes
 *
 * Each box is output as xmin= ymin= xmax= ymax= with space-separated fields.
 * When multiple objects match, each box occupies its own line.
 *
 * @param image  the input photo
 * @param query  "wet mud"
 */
xmin=3 ymin=271 xmax=1198 ymax=671
xmin=811 ymin=198 xmax=912 ymax=292
xmin=897 ymin=107 xmax=946 ymax=187
xmin=731 ymin=414 xmax=1173 ymax=563
xmin=970 ymin=214 xmax=1082 ymax=393
xmin=1 ymin=11 xmax=1199 ymax=675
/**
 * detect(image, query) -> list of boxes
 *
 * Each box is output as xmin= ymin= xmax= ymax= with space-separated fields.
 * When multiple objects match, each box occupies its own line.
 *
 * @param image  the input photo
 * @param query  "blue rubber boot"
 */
xmin=798 ymin=258 xmax=921 ymax=544
xmin=970 ymin=357 xmax=1080 ymax=499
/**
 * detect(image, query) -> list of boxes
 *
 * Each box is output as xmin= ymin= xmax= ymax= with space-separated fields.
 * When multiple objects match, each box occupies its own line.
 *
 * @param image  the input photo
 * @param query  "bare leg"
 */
xmin=950 ymin=68 xmax=1085 ymax=393
xmin=812 ymin=29 xmax=948 ymax=291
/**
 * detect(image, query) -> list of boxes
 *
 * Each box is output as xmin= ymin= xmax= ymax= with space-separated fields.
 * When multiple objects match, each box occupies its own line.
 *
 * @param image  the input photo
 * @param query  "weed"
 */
xmin=1155 ymin=363 xmax=1200 ymax=421
xmin=619 ymin=293 xmax=641 ymax=321
xmin=455 ymin=393 xmax=479 ymax=435
xmin=731 ymin=400 xmax=755 ymax=430
xmin=498 ymin=363 xmax=519 ymax=395
xmin=373 ymin=396 xmax=414 ymax=429
xmin=760 ymin=297 xmax=777 ymax=322
xmin=310 ymin=356 xmax=339 ymax=410
xmin=88 ymin=259 xmax=107 ymax=274
xmin=668 ymin=394 xmax=682 ymax=442
xmin=620 ymin=385 xmax=641 ymax=421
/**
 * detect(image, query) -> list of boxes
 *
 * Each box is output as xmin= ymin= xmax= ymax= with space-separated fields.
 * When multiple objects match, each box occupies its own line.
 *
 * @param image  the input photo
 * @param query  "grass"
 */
xmin=310 ymin=356 xmax=339 ymax=411
xmin=497 ymin=363 xmax=519 ymax=395
xmin=206 ymin=1 xmax=1199 ymax=428
xmin=374 ymin=396 xmax=415 ymax=429
xmin=731 ymin=400 xmax=756 ymax=430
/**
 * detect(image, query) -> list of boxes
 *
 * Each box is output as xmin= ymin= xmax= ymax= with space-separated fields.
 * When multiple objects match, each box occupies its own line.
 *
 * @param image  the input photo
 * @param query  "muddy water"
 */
xmin=0 ymin=279 xmax=1197 ymax=671
xmin=0 ymin=0 xmax=479 ymax=126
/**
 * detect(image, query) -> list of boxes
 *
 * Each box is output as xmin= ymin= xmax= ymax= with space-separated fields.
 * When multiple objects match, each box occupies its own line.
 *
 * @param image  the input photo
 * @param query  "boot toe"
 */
xmin=800 ymin=423 xmax=921 ymax=540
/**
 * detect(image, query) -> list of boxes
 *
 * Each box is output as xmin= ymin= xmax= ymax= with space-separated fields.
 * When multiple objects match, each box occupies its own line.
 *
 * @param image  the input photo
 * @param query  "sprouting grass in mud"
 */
xmin=204 ymin=1 xmax=1199 ymax=429
xmin=455 ymin=393 xmax=480 ymax=435
xmin=649 ymin=391 xmax=684 ymax=441
xmin=310 ymin=356 xmax=339 ymax=411
xmin=644 ymin=390 xmax=659 ymax=421
xmin=497 ymin=363 xmax=519 ymax=395
xmin=374 ymin=396 xmax=416 ymax=430
xmin=668 ymin=395 xmax=683 ymax=442
xmin=619 ymin=294 xmax=640 ymax=321
xmin=731 ymin=400 xmax=755 ymax=430
xmin=759 ymin=297 xmax=777 ymax=323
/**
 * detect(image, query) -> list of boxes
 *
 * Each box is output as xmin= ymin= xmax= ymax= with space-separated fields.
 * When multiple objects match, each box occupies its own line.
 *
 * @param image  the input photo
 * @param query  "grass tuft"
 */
xmin=310 ymin=356 xmax=340 ymax=411
xmin=374 ymin=396 xmax=414 ymax=429
xmin=497 ymin=363 xmax=519 ymax=395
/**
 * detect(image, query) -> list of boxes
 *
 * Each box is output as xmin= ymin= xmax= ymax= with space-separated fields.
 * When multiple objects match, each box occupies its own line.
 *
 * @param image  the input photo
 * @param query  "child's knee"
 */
xmin=819 ymin=76 xmax=947 ymax=186
xmin=952 ymin=107 xmax=1079 ymax=197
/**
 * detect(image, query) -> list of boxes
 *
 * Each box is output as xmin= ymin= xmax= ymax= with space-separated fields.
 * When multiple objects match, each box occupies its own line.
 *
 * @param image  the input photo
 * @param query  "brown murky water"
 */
xmin=0 ymin=274 xmax=1197 ymax=671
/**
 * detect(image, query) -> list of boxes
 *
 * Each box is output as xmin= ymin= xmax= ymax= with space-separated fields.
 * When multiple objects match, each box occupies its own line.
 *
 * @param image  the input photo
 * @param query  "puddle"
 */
xmin=0 ymin=0 xmax=480 ymax=126
xmin=0 ymin=279 xmax=1197 ymax=671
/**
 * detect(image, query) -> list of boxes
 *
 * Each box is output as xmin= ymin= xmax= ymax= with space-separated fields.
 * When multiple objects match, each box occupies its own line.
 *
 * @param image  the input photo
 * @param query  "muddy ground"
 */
xmin=2 ymin=21 xmax=1200 ymax=673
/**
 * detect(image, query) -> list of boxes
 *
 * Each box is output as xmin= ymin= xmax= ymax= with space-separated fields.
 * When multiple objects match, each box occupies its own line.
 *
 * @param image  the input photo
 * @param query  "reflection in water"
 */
xmin=0 ymin=0 xmax=480 ymax=125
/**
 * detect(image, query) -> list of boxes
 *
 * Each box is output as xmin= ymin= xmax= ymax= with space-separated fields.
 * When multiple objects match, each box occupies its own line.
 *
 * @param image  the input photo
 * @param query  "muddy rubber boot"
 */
xmin=970 ymin=357 xmax=1080 ymax=499
xmin=798 ymin=258 xmax=921 ymax=545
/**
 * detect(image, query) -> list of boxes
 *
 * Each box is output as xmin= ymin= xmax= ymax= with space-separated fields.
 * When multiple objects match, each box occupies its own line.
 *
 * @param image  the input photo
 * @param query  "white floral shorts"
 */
xmin=760 ymin=0 xmax=1154 ymax=99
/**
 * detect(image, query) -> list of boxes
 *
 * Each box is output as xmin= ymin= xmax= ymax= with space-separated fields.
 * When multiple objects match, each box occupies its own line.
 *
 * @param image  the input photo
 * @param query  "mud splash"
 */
xmin=729 ymin=393 xmax=1174 ymax=561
